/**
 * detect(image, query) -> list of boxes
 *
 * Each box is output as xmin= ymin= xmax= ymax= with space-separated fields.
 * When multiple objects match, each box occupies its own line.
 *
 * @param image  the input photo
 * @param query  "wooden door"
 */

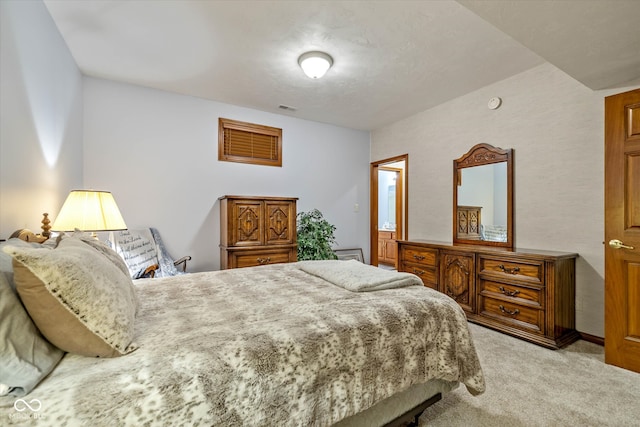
xmin=231 ymin=200 xmax=264 ymax=246
xmin=265 ymin=200 xmax=296 ymax=245
xmin=604 ymin=88 xmax=640 ymax=372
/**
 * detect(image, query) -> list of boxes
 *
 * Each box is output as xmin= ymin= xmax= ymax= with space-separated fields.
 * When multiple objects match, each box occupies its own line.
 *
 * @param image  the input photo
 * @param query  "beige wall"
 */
xmin=371 ymin=62 xmax=638 ymax=337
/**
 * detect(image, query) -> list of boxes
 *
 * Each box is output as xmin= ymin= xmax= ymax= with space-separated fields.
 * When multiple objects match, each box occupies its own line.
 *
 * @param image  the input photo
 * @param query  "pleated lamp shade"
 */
xmin=51 ymin=190 xmax=127 ymax=232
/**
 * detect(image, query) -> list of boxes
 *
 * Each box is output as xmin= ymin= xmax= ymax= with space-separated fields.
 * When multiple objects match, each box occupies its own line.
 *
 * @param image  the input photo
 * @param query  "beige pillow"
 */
xmin=59 ymin=230 xmax=132 ymax=279
xmin=4 ymin=238 xmax=138 ymax=358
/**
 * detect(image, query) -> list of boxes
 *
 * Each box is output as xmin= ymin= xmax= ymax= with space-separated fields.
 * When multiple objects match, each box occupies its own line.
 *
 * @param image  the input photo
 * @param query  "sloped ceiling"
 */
xmin=42 ymin=0 xmax=640 ymax=131
xmin=459 ymin=0 xmax=640 ymax=91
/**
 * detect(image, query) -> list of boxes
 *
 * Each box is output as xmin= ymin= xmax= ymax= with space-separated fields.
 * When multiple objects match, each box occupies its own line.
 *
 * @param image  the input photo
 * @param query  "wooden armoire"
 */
xmin=219 ymin=195 xmax=298 ymax=269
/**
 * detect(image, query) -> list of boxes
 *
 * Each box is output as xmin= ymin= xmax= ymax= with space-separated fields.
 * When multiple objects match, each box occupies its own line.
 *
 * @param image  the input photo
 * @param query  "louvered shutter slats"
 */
xmin=219 ymin=118 xmax=282 ymax=167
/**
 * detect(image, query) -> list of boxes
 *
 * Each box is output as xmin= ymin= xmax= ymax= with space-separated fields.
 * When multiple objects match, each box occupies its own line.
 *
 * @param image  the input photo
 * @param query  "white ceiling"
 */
xmin=43 ymin=0 xmax=640 ymax=131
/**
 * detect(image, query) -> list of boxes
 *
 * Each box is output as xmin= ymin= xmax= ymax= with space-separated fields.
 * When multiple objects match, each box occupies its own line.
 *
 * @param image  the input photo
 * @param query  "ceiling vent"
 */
xmin=278 ymin=104 xmax=297 ymax=111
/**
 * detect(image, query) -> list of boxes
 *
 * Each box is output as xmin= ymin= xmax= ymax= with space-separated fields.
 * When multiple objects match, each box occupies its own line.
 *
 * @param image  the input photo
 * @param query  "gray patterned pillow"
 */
xmin=3 ymin=238 xmax=138 ymax=358
xmin=0 ymin=239 xmax=64 ymax=396
xmin=59 ymin=230 xmax=132 ymax=279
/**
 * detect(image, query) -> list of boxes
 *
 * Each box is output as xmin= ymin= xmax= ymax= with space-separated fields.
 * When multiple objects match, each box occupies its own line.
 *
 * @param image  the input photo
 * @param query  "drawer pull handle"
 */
xmin=257 ymin=257 xmax=271 ymax=265
xmin=498 ymin=264 xmax=520 ymax=274
xmin=412 ymin=268 xmax=425 ymax=276
xmin=499 ymin=286 xmax=520 ymax=297
xmin=412 ymin=254 xmax=425 ymax=261
xmin=499 ymin=305 xmax=520 ymax=316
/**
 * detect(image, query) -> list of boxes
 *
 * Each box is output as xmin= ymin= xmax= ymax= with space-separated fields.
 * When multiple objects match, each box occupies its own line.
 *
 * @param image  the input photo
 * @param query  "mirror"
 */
xmin=387 ymin=184 xmax=396 ymax=226
xmin=453 ymin=143 xmax=513 ymax=248
xmin=378 ymin=168 xmax=398 ymax=230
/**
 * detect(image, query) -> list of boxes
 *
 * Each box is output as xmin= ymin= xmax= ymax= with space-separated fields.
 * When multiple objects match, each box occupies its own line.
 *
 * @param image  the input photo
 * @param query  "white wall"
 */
xmin=82 ymin=77 xmax=371 ymax=271
xmin=0 ymin=0 xmax=83 ymax=237
xmin=5 ymin=0 xmax=633 ymax=338
xmin=371 ymin=63 xmax=638 ymax=337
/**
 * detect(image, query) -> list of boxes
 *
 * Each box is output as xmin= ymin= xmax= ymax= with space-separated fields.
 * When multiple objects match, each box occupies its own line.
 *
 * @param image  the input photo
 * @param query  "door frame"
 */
xmin=370 ymin=154 xmax=408 ymax=266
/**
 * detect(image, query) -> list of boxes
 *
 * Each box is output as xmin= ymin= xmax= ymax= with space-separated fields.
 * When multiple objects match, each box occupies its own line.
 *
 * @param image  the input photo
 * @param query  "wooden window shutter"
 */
xmin=218 ymin=118 xmax=282 ymax=167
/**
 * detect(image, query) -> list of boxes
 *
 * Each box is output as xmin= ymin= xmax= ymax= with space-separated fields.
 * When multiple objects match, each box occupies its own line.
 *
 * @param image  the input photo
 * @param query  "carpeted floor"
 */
xmin=419 ymin=323 xmax=640 ymax=427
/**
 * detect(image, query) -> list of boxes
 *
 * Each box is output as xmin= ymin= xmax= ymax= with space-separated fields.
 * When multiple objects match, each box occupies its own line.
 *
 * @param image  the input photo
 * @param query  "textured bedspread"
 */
xmin=0 ymin=262 xmax=484 ymax=426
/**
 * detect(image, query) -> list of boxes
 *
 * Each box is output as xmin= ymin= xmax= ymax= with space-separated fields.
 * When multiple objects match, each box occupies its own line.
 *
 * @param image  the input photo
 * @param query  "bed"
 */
xmin=0 ymin=232 xmax=484 ymax=426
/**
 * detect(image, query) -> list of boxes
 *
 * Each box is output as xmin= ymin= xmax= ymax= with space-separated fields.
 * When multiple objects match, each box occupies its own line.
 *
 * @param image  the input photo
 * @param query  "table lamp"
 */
xmin=51 ymin=190 xmax=127 ymax=236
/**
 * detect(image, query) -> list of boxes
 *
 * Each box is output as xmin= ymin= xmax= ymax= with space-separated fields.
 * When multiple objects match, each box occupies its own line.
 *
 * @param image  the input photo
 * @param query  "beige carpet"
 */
xmin=419 ymin=323 xmax=640 ymax=427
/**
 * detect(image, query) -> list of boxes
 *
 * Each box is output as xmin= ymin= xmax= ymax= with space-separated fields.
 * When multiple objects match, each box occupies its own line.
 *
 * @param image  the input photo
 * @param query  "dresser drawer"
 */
xmin=399 ymin=263 xmax=438 ymax=290
xmin=479 ymin=296 xmax=543 ymax=333
xmin=225 ymin=248 xmax=296 ymax=269
xmin=479 ymin=279 xmax=543 ymax=309
xmin=478 ymin=256 xmax=543 ymax=284
xmin=400 ymin=245 xmax=437 ymax=267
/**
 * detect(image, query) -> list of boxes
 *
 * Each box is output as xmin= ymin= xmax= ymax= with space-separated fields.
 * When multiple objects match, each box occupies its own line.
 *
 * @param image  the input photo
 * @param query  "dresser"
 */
xmin=219 ymin=196 xmax=298 ymax=269
xmin=397 ymin=240 xmax=579 ymax=349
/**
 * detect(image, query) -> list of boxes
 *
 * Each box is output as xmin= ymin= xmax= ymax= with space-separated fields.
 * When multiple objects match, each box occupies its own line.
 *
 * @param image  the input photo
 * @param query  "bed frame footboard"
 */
xmin=383 ymin=393 xmax=442 ymax=427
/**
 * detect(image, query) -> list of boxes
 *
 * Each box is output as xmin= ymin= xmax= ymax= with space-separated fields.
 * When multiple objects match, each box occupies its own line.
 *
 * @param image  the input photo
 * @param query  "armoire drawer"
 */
xmin=478 ymin=256 xmax=543 ymax=284
xmin=479 ymin=296 xmax=543 ymax=333
xmin=226 ymin=248 xmax=296 ymax=269
xmin=478 ymin=279 xmax=543 ymax=309
xmin=400 ymin=245 xmax=437 ymax=267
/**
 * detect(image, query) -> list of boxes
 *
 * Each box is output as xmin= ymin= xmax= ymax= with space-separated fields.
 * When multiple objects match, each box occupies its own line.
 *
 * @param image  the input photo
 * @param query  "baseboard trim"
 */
xmin=578 ymin=331 xmax=604 ymax=346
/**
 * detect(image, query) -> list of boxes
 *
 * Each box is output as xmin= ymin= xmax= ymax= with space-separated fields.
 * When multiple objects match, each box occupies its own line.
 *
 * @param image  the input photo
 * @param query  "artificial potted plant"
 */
xmin=297 ymin=209 xmax=338 ymax=260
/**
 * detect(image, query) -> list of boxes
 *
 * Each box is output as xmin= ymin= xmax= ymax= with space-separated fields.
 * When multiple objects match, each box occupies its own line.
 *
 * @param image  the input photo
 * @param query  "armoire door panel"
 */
xmin=233 ymin=201 xmax=264 ymax=246
xmin=265 ymin=201 xmax=295 ymax=245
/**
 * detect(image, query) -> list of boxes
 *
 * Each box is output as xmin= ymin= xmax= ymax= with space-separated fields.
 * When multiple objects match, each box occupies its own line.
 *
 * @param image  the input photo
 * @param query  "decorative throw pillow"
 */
xmin=4 ymin=238 xmax=138 ymax=358
xmin=109 ymin=229 xmax=159 ymax=278
xmin=0 ymin=239 xmax=64 ymax=397
xmin=59 ymin=230 xmax=131 ymax=279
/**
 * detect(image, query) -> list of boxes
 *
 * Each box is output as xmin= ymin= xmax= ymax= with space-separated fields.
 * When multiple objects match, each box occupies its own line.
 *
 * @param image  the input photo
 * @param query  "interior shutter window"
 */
xmin=219 ymin=118 xmax=282 ymax=167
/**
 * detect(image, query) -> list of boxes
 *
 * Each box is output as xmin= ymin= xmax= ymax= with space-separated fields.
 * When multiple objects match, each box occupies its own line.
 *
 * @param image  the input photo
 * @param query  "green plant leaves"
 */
xmin=296 ymin=209 xmax=338 ymax=260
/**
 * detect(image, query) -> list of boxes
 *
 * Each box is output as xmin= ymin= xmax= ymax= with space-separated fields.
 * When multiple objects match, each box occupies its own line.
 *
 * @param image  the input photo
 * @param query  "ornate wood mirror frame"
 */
xmin=453 ymin=143 xmax=514 ymax=248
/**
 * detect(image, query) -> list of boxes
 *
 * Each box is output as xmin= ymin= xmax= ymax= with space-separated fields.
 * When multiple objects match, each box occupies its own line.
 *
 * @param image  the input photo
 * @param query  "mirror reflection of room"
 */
xmin=457 ymin=162 xmax=507 ymax=242
xmin=453 ymin=143 xmax=513 ymax=247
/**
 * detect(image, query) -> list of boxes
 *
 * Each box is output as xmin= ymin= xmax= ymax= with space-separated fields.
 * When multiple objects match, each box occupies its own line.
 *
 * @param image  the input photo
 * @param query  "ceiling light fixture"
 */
xmin=298 ymin=51 xmax=333 ymax=79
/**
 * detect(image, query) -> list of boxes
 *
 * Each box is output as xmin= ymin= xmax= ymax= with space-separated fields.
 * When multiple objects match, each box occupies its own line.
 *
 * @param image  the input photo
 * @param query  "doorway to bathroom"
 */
xmin=370 ymin=154 xmax=408 ymax=267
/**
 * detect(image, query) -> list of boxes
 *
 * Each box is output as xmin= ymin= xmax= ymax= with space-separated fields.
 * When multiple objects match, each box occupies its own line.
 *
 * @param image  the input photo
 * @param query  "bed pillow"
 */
xmin=0 ymin=239 xmax=64 ymax=397
xmin=58 ymin=230 xmax=131 ymax=279
xmin=109 ymin=229 xmax=159 ymax=279
xmin=3 ymin=237 xmax=138 ymax=358
xmin=480 ymin=224 xmax=508 ymax=242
